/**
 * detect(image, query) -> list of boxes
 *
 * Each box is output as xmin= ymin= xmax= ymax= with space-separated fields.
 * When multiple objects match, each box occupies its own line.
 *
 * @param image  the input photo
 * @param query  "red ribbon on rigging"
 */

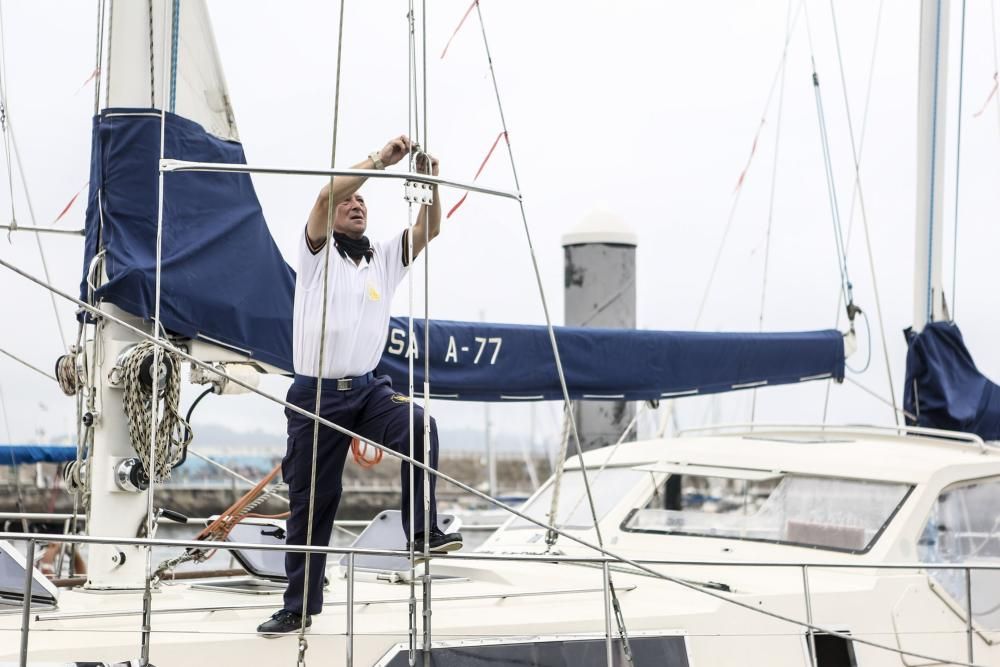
xmin=446 ymin=130 xmax=507 ymax=219
xmin=733 ymin=118 xmax=765 ymax=193
xmin=440 ymin=0 xmax=479 ymax=60
xmin=973 ymin=71 xmax=999 ymax=118
xmin=52 ymin=182 xmax=89 ymax=225
xmin=75 ymin=68 xmax=100 ymax=96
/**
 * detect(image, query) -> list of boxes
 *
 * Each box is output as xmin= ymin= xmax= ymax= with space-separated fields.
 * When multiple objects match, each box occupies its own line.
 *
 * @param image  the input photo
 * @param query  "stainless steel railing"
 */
xmin=3 ymin=530 xmax=997 ymax=667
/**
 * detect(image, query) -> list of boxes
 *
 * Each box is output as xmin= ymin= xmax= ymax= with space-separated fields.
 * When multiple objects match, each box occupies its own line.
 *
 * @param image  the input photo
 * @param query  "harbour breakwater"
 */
xmin=1 ymin=449 xmax=553 ymax=526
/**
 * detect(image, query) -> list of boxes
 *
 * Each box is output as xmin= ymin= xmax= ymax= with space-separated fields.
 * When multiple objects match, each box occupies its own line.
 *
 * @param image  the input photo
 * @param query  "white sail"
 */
xmin=103 ymin=0 xmax=238 ymax=141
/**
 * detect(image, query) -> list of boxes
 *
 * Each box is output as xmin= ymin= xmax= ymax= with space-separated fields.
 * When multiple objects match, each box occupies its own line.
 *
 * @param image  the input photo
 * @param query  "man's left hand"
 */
xmin=416 ymin=152 xmax=440 ymax=177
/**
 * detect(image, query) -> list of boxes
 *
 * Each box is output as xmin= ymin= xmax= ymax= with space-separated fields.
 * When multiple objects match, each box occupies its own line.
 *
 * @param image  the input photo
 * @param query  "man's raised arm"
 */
xmin=305 ymin=135 xmax=412 ymax=247
xmin=408 ymin=152 xmax=441 ymax=263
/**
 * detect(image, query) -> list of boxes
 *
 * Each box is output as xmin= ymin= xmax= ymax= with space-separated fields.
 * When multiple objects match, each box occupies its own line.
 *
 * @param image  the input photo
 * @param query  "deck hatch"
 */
xmin=376 ymin=634 xmax=688 ymax=666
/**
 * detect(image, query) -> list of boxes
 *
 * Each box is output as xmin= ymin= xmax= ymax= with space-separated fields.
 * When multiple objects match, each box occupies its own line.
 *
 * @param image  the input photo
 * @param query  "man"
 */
xmin=258 ymin=135 xmax=462 ymax=636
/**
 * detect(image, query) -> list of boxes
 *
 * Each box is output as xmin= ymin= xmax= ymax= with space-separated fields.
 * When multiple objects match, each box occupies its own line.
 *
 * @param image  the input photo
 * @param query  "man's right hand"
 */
xmin=379 ymin=135 xmax=412 ymax=167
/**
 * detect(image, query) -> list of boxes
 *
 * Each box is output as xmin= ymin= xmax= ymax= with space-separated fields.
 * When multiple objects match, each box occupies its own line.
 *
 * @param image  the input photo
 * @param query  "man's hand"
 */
xmin=415 ymin=152 xmax=440 ymax=177
xmin=379 ymin=135 xmax=412 ymax=167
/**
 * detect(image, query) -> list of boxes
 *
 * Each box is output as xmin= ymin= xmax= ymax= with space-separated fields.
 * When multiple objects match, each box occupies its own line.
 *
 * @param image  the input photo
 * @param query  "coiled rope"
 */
xmin=120 ymin=341 xmax=190 ymax=482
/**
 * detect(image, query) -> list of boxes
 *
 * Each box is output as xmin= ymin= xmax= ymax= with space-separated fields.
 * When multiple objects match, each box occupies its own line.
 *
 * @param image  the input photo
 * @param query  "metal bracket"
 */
xmin=404 ymin=180 xmax=434 ymax=206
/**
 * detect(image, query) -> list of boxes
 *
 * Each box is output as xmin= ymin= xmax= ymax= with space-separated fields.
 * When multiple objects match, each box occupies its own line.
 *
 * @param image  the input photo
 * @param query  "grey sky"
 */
xmin=0 ymin=1 xmax=998 ymax=449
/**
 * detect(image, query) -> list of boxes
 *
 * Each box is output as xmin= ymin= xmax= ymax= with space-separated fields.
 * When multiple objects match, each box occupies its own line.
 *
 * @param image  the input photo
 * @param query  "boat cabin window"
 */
xmin=622 ymin=470 xmax=911 ymax=553
xmin=508 ymin=468 xmax=648 ymax=530
xmin=0 ymin=541 xmax=58 ymax=609
xmin=919 ymin=477 xmax=1000 ymax=630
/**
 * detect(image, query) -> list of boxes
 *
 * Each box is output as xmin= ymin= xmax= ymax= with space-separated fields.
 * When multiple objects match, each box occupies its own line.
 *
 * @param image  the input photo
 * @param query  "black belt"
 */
xmin=294 ymin=372 xmax=375 ymax=391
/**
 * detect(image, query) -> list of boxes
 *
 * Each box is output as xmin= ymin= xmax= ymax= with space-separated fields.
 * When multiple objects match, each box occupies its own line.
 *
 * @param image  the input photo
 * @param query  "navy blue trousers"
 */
xmin=281 ymin=374 xmax=440 ymax=615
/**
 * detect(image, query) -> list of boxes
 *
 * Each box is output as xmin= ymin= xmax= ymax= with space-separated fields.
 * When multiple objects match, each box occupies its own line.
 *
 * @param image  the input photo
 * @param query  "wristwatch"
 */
xmin=368 ymin=151 xmax=385 ymax=170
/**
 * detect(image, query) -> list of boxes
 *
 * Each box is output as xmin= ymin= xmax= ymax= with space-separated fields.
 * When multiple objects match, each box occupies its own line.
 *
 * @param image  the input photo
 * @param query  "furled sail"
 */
xmin=904 ymin=322 xmax=1000 ymax=440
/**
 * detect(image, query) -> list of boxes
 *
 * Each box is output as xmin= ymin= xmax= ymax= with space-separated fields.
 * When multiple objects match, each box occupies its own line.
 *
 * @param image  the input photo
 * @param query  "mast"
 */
xmin=82 ymin=0 xmax=237 ymax=589
xmin=913 ymin=0 xmax=950 ymax=331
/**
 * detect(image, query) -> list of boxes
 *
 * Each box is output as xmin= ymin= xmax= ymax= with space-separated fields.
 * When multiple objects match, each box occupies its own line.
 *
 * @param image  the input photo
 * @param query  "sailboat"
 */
xmin=2 ymin=1 xmax=1000 ymax=666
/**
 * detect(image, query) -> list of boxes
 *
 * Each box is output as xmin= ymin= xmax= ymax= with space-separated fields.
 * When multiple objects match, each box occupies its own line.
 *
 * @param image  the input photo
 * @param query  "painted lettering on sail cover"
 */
xmin=386 ymin=328 xmax=502 ymax=365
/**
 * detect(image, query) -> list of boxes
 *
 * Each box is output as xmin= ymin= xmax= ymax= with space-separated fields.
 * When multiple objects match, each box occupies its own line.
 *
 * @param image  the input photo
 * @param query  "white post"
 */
xmin=913 ymin=0 xmax=950 ymax=331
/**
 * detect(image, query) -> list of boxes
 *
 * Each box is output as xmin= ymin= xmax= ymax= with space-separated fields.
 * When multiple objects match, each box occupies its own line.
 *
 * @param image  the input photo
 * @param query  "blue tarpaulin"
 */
xmin=904 ymin=322 xmax=1000 ymax=440
xmin=80 ymin=109 xmax=845 ymax=401
xmin=0 ymin=445 xmax=77 ymax=465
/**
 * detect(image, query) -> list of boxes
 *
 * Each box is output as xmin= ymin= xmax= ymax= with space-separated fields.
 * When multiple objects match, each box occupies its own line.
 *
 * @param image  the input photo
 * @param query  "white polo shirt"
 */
xmin=292 ymin=229 xmax=408 ymax=378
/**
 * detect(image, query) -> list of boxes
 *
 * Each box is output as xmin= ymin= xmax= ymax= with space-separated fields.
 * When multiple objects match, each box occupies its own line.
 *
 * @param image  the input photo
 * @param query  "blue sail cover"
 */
xmin=80 ymin=109 xmax=844 ymax=400
xmin=904 ymin=322 xmax=1000 ymax=440
xmin=80 ymin=109 xmax=295 ymax=370
xmin=0 ymin=445 xmax=77 ymax=465
xmin=377 ymin=317 xmax=844 ymax=401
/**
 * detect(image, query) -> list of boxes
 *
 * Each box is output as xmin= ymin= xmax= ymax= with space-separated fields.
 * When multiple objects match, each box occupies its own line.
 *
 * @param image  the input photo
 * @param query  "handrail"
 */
xmin=159 ymin=160 xmax=522 ymax=202
xmin=678 ymin=422 xmax=991 ymax=453
xmin=0 ymin=513 xmax=501 ymax=532
xmin=3 ymin=531 xmax=1000 ymax=571
xmin=4 ymin=532 xmax=992 ymax=667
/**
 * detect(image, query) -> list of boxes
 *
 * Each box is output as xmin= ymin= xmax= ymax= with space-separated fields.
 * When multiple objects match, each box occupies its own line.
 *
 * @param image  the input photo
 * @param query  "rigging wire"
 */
xmin=419 ymin=0 xmax=434 ymax=656
xmin=951 ymin=0 xmax=968 ymax=321
xmin=693 ymin=0 xmax=805 ymax=330
xmin=295 ymin=1 xmax=349 ymax=663
xmin=820 ymin=0 xmax=899 ymax=426
xmin=92 ymin=0 xmax=104 ymax=115
xmin=751 ymin=0 xmax=795 ymax=423
xmin=2 ymin=254 xmax=990 ymax=667
xmin=0 ymin=4 xmax=68 ymax=350
xmin=0 ymin=345 xmax=58 ymax=382
xmin=802 ymin=6 xmax=854 ymax=317
xmin=472 ymin=2 xmax=634 ymax=659
xmin=141 ymin=2 xmax=172 ymax=662
xmin=405 ymin=5 xmax=420 ymax=664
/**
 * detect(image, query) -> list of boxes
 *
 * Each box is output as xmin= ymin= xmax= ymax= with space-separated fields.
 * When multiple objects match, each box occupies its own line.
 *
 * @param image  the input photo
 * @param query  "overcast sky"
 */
xmin=1 ymin=0 xmax=999 ymax=452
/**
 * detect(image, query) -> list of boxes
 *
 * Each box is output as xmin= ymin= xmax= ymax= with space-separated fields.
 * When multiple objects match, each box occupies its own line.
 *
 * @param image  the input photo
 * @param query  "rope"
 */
xmin=544 ymin=406 xmax=573 ymax=549
xmin=5 ymin=255 xmax=991 ymax=667
xmin=153 ymin=463 xmax=284 ymax=578
xmin=55 ymin=352 xmax=80 ymax=396
xmin=120 ymin=341 xmax=190 ymax=482
xmin=147 ymin=0 xmax=155 ymax=108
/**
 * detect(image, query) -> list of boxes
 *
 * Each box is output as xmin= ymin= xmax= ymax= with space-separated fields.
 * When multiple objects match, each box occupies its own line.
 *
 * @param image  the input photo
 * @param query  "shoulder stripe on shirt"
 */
xmin=305 ymin=226 xmax=325 ymax=255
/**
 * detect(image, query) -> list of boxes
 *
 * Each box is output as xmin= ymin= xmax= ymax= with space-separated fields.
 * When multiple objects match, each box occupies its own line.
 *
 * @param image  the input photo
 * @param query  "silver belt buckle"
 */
xmin=336 ymin=378 xmax=352 ymax=391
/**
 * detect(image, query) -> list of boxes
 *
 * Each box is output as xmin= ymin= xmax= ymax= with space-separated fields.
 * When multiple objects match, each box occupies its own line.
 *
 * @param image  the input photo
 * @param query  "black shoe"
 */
xmin=409 ymin=528 xmax=463 ymax=554
xmin=257 ymin=609 xmax=312 ymax=637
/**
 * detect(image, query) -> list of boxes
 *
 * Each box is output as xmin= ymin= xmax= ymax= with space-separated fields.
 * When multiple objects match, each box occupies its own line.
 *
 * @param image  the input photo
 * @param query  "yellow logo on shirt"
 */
xmin=367 ymin=281 xmax=381 ymax=302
